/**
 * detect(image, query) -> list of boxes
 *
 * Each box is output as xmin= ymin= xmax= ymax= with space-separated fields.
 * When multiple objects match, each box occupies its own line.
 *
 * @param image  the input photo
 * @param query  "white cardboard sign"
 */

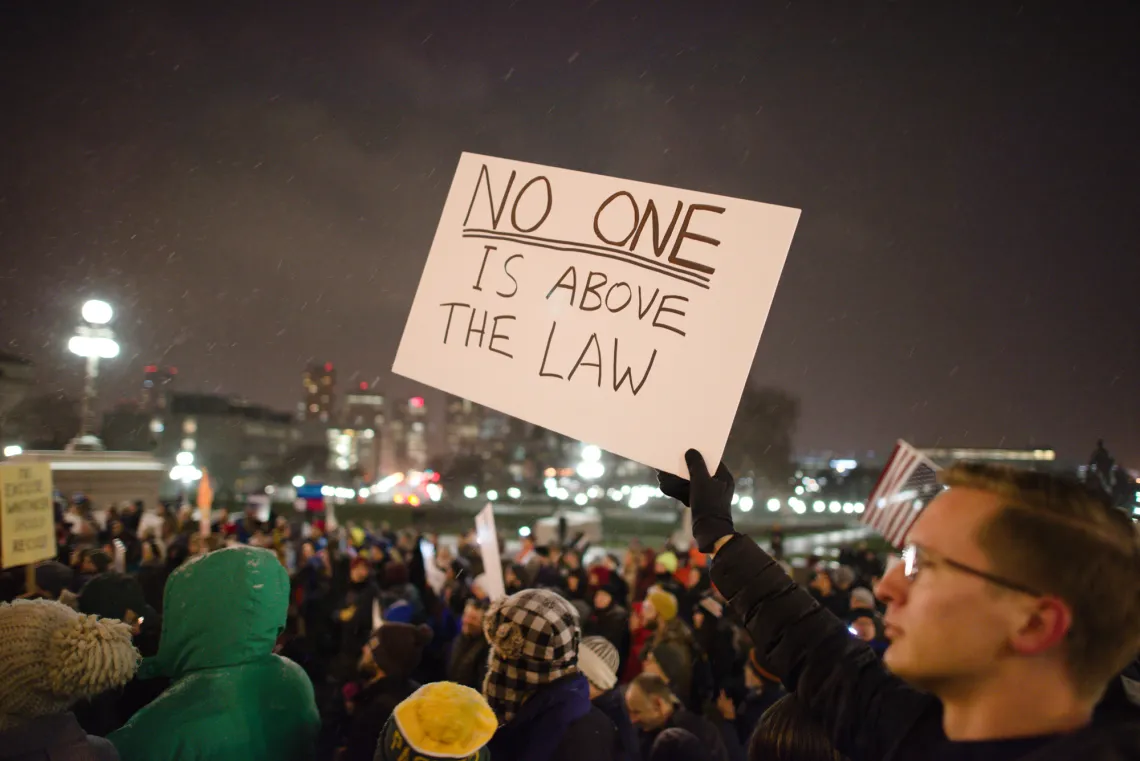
xmin=474 ymin=504 xmax=506 ymax=601
xmin=393 ymin=153 xmax=800 ymax=474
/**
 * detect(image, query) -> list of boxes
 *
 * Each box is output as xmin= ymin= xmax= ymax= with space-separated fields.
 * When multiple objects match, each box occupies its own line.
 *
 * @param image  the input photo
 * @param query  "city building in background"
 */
xmin=302 ymin=362 xmax=336 ymax=423
xmin=0 ymin=350 xmax=35 ymax=445
xmin=380 ymin=395 xmax=429 ymax=475
xmin=104 ymin=391 xmax=301 ymax=498
xmin=140 ymin=365 xmax=178 ymax=413
xmin=444 ymin=393 xmax=482 ymax=455
xmin=161 ymin=393 xmax=300 ymax=498
xmin=918 ymin=446 xmax=1058 ymax=470
xmin=344 ymin=384 xmax=385 ymax=430
xmin=327 ymin=427 xmax=378 ymax=480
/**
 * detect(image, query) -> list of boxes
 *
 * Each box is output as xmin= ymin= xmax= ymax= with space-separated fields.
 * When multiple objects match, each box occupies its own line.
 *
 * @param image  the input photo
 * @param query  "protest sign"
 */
xmin=474 ymin=504 xmax=506 ymax=600
xmin=0 ymin=462 xmax=55 ymax=569
xmin=393 ymin=153 xmax=800 ymax=474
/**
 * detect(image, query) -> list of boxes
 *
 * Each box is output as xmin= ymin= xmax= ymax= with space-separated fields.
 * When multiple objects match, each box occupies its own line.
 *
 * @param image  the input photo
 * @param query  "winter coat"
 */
xmin=487 ymin=673 xmax=619 ymax=761
xmin=108 ymin=547 xmax=320 ymax=761
xmin=447 ymin=633 xmax=490 ymax=691
xmin=342 ymin=676 xmax=419 ymax=761
xmin=638 ymin=706 xmax=729 ymax=761
xmin=592 ymin=687 xmax=641 ymax=761
xmin=710 ymin=534 xmax=1140 ymax=761
xmin=0 ymin=712 xmax=118 ymax=761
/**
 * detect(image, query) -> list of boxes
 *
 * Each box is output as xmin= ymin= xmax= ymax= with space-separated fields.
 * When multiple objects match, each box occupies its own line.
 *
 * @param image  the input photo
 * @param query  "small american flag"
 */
xmin=862 ymin=441 xmax=944 ymax=547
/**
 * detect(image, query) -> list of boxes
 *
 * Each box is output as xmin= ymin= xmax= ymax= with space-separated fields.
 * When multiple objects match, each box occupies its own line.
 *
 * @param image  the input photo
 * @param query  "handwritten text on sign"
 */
xmin=393 ymin=153 xmax=800 ymax=474
xmin=1 ymin=462 xmax=55 ymax=569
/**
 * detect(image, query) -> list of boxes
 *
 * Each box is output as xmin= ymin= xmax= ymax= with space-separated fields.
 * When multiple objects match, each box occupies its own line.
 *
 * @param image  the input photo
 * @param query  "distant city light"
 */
xmin=358 ymin=488 xmax=370 ymax=499
xmin=408 ymin=494 xmax=421 ymax=507
xmin=426 ymin=483 xmax=443 ymax=502
xmin=766 ymin=498 xmax=780 ymax=512
xmin=375 ymin=473 xmax=404 ymax=492
xmin=486 ymin=490 xmax=499 ymax=502
xmin=576 ymin=461 xmax=605 ymax=480
xmin=574 ymin=493 xmax=588 ymax=506
xmin=731 ymin=493 xmax=740 ymax=505
xmin=829 ymin=501 xmax=842 ymax=513
xmin=291 ymin=475 xmax=305 ymax=488
xmin=518 ymin=526 xmax=531 ymax=538
xmin=3 ymin=445 xmax=22 ymax=458
xmin=738 ymin=496 xmax=754 ymax=512
xmin=176 ymin=451 xmax=194 ymax=466
xmin=581 ymin=444 xmax=602 ymax=463
xmin=507 ymin=487 xmax=522 ymax=499
xmin=409 ymin=396 xmax=425 ymax=409
xmin=813 ymin=500 xmax=826 ymax=513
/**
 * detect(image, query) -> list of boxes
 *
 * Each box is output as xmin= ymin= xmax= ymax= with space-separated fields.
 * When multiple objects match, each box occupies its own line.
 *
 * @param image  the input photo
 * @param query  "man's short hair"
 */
xmin=943 ymin=462 xmax=1140 ymax=697
xmin=631 ymin=672 xmax=677 ymax=703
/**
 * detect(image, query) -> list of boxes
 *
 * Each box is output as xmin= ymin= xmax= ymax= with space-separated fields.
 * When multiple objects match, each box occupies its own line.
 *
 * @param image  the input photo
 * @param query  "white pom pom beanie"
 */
xmin=0 ymin=598 xmax=140 ymax=730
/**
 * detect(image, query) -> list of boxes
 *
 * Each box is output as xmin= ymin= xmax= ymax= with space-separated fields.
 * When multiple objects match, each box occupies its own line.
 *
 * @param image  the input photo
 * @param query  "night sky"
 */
xmin=2 ymin=1 xmax=1138 ymax=464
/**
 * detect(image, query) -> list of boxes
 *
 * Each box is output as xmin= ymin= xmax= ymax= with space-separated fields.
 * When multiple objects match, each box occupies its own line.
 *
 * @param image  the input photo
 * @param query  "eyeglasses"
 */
xmin=901 ymin=544 xmax=1043 ymax=597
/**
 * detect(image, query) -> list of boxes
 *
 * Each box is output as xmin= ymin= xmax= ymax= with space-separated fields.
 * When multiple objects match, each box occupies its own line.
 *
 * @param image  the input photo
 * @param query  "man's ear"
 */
xmin=1010 ymin=596 xmax=1071 ymax=656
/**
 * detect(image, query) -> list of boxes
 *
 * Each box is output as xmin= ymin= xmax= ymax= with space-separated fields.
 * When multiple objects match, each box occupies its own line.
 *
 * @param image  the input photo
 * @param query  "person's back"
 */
xmin=109 ymin=546 xmax=319 ymax=761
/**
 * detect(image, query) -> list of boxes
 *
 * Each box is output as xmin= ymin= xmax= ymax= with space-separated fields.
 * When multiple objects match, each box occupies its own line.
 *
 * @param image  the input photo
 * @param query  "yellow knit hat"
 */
xmin=646 ymin=587 xmax=679 ymax=622
xmin=0 ymin=599 xmax=140 ymax=730
xmin=381 ymin=682 xmax=497 ymax=760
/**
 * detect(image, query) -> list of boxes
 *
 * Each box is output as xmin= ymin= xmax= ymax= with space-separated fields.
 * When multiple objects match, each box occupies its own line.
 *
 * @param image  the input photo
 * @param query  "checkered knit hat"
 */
xmin=482 ymin=588 xmax=580 ymax=724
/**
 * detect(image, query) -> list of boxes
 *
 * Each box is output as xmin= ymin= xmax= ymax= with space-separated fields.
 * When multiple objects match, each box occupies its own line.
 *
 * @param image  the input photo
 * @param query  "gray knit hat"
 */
xmin=579 ymin=635 xmax=619 ymax=692
xmin=0 ymin=599 xmax=140 ymax=730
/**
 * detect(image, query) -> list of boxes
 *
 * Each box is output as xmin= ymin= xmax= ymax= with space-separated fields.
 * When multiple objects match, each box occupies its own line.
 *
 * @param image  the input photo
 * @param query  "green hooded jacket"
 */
xmin=108 ymin=546 xmax=320 ymax=761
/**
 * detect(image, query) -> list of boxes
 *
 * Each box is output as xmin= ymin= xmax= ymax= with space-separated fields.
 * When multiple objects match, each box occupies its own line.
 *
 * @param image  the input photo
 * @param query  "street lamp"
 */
xmin=68 ymin=299 xmax=119 ymax=449
xmin=170 ymin=462 xmax=203 ymax=507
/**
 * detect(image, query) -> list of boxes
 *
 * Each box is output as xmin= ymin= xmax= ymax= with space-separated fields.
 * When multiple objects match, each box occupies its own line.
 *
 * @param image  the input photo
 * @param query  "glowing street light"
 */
xmin=176 ymin=451 xmax=195 ymax=466
xmin=81 ymin=299 xmax=113 ymax=325
xmin=68 ymin=299 xmax=120 ymax=447
xmin=463 ymin=485 xmax=478 ymax=499
xmin=292 ymin=475 xmax=306 ymax=488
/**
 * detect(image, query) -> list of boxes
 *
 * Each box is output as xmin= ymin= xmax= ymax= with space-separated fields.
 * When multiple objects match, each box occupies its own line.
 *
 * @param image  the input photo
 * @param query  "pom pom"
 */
xmin=47 ymin=613 xmax=139 ymax=698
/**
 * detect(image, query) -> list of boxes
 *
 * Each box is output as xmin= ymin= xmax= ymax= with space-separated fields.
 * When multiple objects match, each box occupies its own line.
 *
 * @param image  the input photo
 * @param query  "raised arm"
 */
xmin=659 ymin=450 xmax=940 ymax=761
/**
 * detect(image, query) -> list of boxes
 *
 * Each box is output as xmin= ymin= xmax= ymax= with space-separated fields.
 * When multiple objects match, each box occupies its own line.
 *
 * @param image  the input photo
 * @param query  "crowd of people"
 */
xmin=0 ymin=452 xmax=1137 ymax=761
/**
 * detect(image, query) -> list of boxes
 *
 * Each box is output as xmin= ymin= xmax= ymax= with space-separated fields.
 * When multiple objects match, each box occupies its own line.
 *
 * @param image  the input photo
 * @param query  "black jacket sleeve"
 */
xmin=709 ymin=533 xmax=942 ymax=761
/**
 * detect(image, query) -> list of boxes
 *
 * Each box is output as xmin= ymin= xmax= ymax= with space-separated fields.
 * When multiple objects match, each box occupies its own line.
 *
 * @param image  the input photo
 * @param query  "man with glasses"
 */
xmin=659 ymin=451 xmax=1140 ymax=759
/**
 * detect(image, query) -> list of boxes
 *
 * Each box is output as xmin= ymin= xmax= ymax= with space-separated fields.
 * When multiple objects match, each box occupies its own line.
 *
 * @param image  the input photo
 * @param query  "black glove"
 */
xmin=657 ymin=468 xmax=691 ymax=507
xmin=658 ymin=449 xmax=736 ymax=553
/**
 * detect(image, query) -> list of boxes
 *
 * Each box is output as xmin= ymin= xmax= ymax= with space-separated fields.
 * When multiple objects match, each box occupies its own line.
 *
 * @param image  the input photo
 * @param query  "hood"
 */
xmin=141 ymin=545 xmax=288 ymax=679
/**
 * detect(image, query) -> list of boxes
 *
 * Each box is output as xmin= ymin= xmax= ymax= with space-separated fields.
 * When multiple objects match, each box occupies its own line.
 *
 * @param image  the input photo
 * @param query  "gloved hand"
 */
xmin=657 ymin=449 xmax=736 ymax=553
